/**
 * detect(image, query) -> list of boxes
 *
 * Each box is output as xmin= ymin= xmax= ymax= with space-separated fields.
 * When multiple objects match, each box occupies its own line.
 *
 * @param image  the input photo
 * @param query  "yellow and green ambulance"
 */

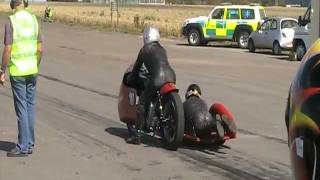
xmin=181 ymin=5 xmax=266 ymax=48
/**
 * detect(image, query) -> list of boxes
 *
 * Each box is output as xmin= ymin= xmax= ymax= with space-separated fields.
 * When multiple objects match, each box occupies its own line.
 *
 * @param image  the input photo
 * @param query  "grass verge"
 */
xmin=0 ymin=3 xmax=307 ymax=38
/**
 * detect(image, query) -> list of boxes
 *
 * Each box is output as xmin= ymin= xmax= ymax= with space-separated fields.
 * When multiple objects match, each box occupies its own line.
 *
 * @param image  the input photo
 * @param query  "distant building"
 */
xmin=285 ymin=0 xmax=310 ymax=6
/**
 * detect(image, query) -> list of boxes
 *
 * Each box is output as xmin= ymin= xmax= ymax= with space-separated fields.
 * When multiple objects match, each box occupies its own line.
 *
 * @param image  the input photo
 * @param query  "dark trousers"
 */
xmin=133 ymin=81 xmax=156 ymax=136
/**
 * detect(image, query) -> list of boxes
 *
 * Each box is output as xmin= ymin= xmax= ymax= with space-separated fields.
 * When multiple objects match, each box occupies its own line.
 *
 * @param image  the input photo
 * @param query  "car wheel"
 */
xmin=248 ymin=39 xmax=255 ymax=53
xmin=237 ymin=31 xmax=250 ymax=49
xmin=187 ymin=29 xmax=201 ymax=46
xmin=296 ymin=41 xmax=306 ymax=61
xmin=289 ymin=51 xmax=297 ymax=61
xmin=272 ymin=41 xmax=282 ymax=55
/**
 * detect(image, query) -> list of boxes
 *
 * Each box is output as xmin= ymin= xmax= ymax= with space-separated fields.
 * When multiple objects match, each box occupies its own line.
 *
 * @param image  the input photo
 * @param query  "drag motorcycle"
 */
xmin=183 ymin=103 xmax=237 ymax=146
xmin=118 ymin=66 xmax=185 ymax=150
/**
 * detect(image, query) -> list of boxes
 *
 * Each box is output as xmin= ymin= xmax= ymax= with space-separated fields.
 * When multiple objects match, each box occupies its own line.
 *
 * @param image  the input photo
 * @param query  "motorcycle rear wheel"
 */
xmin=161 ymin=92 xmax=185 ymax=151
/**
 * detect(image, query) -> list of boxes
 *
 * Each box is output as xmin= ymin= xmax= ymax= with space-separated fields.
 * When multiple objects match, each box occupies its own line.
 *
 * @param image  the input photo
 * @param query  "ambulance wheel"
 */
xmin=188 ymin=29 xmax=201 ymax=46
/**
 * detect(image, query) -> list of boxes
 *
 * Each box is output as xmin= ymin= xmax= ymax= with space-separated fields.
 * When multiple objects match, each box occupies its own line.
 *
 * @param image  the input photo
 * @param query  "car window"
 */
xmin=260 ymin=20 xmax=271 ymax=31
xmin=241 ymin=9 xmax=255 ymax=19
xmin=281 ymin=20 xmax=298 ymax=29
xmin=212 ymin=8 xmax=225 ymax=19
xmin=259 ymin=9 xmax=266 ymax=19
xmin=227 ymin=9 xmax=240 ymax=19
xmin=270 ymin=19 xmax=277 ymax=30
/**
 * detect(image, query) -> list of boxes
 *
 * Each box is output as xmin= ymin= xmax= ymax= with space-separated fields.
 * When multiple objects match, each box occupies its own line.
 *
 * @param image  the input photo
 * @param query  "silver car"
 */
xmin=248 ymin=17 xmax=298 ymax=55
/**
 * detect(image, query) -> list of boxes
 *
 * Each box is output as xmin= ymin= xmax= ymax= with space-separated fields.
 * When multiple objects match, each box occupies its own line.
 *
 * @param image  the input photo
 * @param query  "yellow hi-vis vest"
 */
xmin=9 ymin=10 xmax=39 ymax=76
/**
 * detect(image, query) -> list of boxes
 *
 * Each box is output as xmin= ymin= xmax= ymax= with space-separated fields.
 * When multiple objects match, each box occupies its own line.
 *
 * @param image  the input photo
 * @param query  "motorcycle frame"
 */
xmin=145 ymin=83 xmax=179 ymax=133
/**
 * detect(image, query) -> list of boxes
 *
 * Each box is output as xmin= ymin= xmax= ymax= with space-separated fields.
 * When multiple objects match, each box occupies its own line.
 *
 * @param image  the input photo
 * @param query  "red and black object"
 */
xmin=209 ymin=103 xmax=237 ymax=140
xmin=160 ymin=82 xmax=178 ymax=95
xmin=183 ymin=102 xmax=237 ymax=145
xmin=118 ymin=82 xmax=179 ymax=124
xmin=118 ymin=66 xmax=185 ymax=151
xmin=118 ymin=82 xmax=137 ymax=125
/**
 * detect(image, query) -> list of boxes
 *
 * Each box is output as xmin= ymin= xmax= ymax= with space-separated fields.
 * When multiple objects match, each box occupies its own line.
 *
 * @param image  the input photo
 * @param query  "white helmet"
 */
xmin=143 ymin=27 xmax=160 ymax=44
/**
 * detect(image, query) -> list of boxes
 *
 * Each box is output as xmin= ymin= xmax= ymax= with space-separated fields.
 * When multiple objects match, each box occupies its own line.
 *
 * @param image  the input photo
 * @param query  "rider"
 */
xmin=183 ymin=84 xmax=220 ymax=138
xmin=44 ymin=5 xmax=53 ymax=23
xmin=125 ymin=26 xmax=176 ymax=145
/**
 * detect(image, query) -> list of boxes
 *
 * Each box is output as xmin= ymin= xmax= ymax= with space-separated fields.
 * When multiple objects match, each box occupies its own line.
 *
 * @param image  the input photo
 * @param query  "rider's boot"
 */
xmin=125 ymin=104 xmax=145 ymax=145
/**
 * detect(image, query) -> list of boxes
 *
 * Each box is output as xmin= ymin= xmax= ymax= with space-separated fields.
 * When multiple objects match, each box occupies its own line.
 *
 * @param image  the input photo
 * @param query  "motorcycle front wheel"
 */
xmin=160 ymin=92 xmax=184 ymax=151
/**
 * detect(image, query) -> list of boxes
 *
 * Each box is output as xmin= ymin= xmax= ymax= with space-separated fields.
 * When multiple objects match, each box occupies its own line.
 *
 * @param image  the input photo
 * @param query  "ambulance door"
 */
xmin=205 ymin=8 xmax=225 ymax=39
xmin=225 ymin=8 xmax=241 ymax=40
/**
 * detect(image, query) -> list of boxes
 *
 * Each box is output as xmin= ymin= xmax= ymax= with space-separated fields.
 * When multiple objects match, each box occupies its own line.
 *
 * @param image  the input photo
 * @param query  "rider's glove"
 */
xmin=123 ymin=73 xmax=135 ymax=87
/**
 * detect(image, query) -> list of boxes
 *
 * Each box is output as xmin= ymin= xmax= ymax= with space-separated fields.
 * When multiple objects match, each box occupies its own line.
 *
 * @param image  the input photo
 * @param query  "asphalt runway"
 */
xmin=0 ymin=16 xmax=300 ymax=180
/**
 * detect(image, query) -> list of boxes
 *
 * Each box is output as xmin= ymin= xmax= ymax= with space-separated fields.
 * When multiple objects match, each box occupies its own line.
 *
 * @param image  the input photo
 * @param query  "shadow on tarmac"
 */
xmin=176 ymin=43 xmax=294 ymax=62
xmin=244 ymin=50 xmax=292 ymax=61
xmin=106 ymin=127 xmax=231 ymax=153
xmin=0 ymin=141 xmax=15 ymax=152
xmin=105 ymin=127 xmax=162 ymax=148
xmin=176 ymin=43 xmax=239 ymax=49
xmin=181 ymin=139 xmax=231 ymax=155
xmin=247 ymin=50 xmax=288 ymax=56
xmin=275 ymin=57 xmax=291 ymax=61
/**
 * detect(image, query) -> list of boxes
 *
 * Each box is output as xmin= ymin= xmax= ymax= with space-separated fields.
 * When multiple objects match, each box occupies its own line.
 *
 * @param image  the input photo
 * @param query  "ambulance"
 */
xmin=181 ymin=4 xmax=266 ymax=48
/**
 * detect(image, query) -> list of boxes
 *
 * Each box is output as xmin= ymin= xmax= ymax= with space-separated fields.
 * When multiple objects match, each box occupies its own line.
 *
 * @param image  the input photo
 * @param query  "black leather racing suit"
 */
xmin=183 ymin=96 xmax=216 ymax=138
xmin=129 ymin=41 xmax=176 ymax=132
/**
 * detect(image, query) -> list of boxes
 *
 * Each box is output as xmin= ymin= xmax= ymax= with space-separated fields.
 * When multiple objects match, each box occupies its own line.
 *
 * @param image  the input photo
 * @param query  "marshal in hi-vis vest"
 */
xmin=9 ymin=10 xmax=39 ymax=76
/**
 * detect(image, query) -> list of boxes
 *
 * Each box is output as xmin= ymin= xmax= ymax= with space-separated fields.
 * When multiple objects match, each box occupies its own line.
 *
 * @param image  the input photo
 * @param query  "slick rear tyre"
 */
xmin=216 ymin=120 xmax=225 ymax=139
xmin=161 ymin=92 xmax=185 ymax=151
xmin=213 ymin=118 xmax=226 ymax=146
